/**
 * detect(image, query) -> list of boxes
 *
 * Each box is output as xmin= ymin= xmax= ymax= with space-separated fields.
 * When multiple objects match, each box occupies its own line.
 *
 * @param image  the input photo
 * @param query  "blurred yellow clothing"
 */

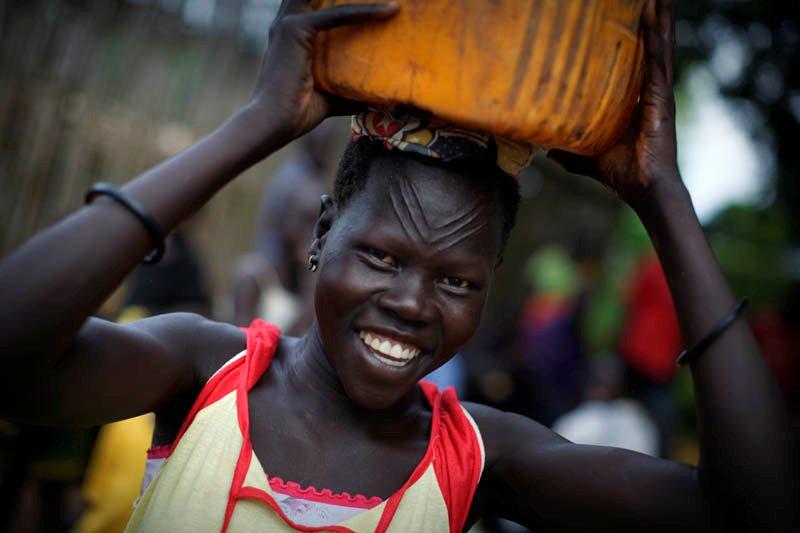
xmin=75 ymin=414 xmax=154 ymax=533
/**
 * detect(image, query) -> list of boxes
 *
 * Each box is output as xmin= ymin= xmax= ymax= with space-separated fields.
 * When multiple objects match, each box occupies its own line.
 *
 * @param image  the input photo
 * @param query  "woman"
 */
xmin=0 ymin=0 xmax=796 ymax=531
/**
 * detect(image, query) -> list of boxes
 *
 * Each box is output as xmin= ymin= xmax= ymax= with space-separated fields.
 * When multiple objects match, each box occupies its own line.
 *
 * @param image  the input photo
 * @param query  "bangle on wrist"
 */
xmin=85 ymin=183 xmax=166 ymax=264
xmin=676 ymin=298 xmax=749 ymax=366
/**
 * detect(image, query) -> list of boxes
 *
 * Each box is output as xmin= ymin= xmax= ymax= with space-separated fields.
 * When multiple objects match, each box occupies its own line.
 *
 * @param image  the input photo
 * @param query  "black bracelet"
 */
xmin=676 ymin=298 xmax=749 ymax=366
xmin=85 ymin=183 xmax=166 ymax=264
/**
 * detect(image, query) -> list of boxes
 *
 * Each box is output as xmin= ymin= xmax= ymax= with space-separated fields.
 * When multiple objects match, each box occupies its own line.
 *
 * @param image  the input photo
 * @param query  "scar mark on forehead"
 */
xmin=428 ymin=205 xmax=486 ymax=249
xmin=389 ymin=188 xmax=421 ymax=242
xmin=388 ymin=171 xmax=490 ymax=252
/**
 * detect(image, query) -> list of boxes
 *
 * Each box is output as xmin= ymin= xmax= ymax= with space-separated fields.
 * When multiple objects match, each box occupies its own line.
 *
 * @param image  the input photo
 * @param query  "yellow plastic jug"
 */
xmin=312 ymin=0 xmax=645 ymax=155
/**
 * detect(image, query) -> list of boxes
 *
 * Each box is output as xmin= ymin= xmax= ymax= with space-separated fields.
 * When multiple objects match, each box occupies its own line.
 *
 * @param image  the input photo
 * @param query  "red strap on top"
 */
xmin=243 ymin=319 xmax=280 ymax=390
xmin=421 ymin=381 xmax=484 ymax=533
xmin=222 ymin=320 xmax=280 ymax=532
xmin=169 ymin=320 xmax=280 ymax=455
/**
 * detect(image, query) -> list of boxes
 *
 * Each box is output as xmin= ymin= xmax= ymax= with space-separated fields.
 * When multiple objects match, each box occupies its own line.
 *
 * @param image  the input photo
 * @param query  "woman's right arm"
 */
xmin=0 ymin=0 xmax=398 ymax=427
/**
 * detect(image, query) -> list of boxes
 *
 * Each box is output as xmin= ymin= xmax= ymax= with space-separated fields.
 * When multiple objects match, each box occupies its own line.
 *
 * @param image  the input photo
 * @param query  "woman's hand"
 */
xmin=249 ymin=0 xmax=398 ymax=145
xmin=548 ymin=0 xmax=679 ymax=207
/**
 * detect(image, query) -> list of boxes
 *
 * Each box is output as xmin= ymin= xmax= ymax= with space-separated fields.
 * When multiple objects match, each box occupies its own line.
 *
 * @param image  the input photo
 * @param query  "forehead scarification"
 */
xmin=385 ymin=164 xmax=492 ymax=253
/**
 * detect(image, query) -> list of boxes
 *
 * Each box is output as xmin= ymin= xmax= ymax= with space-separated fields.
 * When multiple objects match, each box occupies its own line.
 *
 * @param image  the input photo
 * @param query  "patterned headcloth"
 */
xmin=352 ymin=109 xmax=536 ymax=178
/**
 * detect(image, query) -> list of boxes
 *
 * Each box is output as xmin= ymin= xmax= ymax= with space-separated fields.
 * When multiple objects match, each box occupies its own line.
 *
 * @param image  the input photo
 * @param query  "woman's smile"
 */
xmin=350 ymin=328 xmax=427 ymax=382
xmin=359 ymin=330 xmax=423 ymax=367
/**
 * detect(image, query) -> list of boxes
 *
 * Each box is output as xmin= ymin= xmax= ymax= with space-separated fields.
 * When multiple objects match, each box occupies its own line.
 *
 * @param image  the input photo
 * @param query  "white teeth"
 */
xmin=390 ymin=344 xmax=403 ymax=358
xmin=358 ymin=330 xmax=423 ymax=367
xmin=378 ymin=340 xmax=392 ymax=354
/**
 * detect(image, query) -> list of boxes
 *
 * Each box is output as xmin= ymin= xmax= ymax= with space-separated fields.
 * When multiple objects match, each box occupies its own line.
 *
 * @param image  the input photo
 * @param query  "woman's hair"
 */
xmin=333 ymin=137 xmax=521 ymax=257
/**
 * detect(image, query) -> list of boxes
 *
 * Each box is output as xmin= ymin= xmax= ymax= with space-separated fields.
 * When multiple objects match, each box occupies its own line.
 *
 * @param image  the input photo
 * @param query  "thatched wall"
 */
xmin=1 ymin=1 xmax=319 ymax=315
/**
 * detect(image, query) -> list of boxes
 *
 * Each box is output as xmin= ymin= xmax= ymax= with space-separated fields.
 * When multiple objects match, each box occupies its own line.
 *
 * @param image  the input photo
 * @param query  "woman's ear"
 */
xmin=308 ymin=194 xmax=337 ymax=260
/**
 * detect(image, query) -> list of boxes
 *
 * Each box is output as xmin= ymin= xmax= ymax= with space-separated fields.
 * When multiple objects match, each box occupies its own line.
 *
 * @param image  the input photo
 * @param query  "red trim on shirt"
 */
xmin=223 ymin=320 xmax=280 ymax=532
xmin=238 ymin=487 xmax=355 ymax=533
xmin=427 ymin=383 xmax=484 ymax=533
xmin=268 ymin=476 xmax=382 ymax=509
xmin=146 ymin=444 xmax=170 ymax=460
xmin=372 ymin=381 xmax=443 ymax=532
xmin=169 ymin=351 xmax=249 ymax=455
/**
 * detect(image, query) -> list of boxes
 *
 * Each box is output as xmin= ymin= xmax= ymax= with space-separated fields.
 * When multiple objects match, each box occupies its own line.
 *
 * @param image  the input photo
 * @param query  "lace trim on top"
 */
xmin=268 ymin=476 xmax=383 ymax=509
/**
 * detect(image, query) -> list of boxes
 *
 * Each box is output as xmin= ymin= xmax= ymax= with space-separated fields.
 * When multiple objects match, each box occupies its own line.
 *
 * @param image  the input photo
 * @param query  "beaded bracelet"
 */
xmin=85 ymin=183 xmax=166 ymax=264
xmin=676 ymin=298 xmax=749 ymax=366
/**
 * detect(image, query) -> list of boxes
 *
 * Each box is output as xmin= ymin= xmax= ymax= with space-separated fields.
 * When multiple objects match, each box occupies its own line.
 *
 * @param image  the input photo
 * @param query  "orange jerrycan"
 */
xmin=312 ymin=0 xmax=645 ymax=155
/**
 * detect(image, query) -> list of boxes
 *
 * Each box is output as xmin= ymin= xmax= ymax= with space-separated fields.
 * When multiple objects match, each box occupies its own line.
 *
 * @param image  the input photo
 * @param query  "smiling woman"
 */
xmin=310 ymin=135 xmax=518 ymax=409
xmin=0 ymin=0 xmax=797 ymax=532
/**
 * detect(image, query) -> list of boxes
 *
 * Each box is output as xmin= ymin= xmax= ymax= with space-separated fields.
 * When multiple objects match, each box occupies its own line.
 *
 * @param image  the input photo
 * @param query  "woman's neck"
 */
xmin=284 ymin=321 xmax=424 ymax=431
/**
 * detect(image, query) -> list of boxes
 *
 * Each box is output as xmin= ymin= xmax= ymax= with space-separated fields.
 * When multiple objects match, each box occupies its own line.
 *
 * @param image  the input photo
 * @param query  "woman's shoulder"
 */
xmin=136 ymin=313 xmax=244 ymax=446
xmin=461 ymin=401 xmax=563 ymax=474
xmin=133 ymin=312 xmax=247 ymax=383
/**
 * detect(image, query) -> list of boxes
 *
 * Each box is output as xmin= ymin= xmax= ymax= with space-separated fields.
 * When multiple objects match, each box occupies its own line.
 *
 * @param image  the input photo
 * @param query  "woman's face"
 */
xmin=313 ymin=155 xmax=503 ymax=409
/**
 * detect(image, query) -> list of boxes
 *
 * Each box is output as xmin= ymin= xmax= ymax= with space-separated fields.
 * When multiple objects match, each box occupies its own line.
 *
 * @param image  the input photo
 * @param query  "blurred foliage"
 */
xmin=525 ymin=246 xmax=580 ymax=298
xmin=582 ymin=208 xmax=651 ymax=354
xmin=706 ymin=204 xmax=795 ymax=307
xmin=0 ymin=0 xmax=291 ymax=314
xmin=675 ymin=1 xmax=800 ymax=242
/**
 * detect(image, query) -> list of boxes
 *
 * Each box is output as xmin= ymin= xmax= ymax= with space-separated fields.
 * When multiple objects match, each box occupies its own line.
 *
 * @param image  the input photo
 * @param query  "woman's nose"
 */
xmin=377 ymin=271 xmax=435 ymax=326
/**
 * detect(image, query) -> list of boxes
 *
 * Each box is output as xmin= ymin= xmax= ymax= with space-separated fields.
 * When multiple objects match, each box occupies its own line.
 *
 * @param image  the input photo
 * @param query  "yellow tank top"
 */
xmin=126 ymin=320 xmax=485 ymax=532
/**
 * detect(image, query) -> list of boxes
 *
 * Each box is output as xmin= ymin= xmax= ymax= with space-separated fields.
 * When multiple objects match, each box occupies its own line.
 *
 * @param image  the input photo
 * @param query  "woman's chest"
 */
xmin=247 ymin=387 xmax=431 ymax=500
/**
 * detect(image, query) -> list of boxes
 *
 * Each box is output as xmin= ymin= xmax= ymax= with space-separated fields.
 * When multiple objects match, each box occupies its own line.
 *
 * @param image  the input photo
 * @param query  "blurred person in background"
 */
xmin=0 ymin=422 xmax=92 ymax=532
xmin=122 ymin=229 xmax=211 ymax=320
xmin=751 ymin=282 xmax=800 ymax=458
xmin=422 ymin=350 xmax=468 ymax=398
xmin=751 ymin=282 xmax=800 ymax=401
xmin=230 ymin=131 xmax=330 ymax=335
xmin=618 ymin=253 xmax=682 ymax=456
xmin=553 ymin=356 xmax=659 ymax=456
xmin=510 ymin=246 xmax=585 ymax=426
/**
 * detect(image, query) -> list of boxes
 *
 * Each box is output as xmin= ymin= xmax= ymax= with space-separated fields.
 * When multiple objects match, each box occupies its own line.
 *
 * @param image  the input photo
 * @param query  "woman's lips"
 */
xmin=358 ymin=330 xmax=422 ymax=367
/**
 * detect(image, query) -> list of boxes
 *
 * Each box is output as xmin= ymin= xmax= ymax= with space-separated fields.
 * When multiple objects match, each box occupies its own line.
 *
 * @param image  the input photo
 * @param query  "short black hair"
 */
xmin=333 ymin=137 xmax=521 ymax=258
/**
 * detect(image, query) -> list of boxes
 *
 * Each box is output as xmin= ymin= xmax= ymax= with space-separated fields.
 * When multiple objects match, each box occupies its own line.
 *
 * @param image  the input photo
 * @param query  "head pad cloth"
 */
xmin=352 ymin=109 xmax=536 ymax=178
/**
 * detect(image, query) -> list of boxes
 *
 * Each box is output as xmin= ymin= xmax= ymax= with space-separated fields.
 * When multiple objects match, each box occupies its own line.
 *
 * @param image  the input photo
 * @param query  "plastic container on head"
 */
xmin=312 ymin=0 xmax=646 ymax=155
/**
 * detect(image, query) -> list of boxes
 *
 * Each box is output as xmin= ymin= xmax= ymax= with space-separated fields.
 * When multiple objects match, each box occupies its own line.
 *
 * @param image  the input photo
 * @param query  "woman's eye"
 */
xmin=440 ymin=276 xmax=471 ymax=289
xmin=365 ymin=247 xmax=397 ymax=267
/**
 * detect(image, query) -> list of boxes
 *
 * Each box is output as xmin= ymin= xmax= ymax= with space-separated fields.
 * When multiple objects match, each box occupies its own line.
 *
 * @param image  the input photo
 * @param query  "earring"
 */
xmin=308 ymin=255 xmax=318 ymax=272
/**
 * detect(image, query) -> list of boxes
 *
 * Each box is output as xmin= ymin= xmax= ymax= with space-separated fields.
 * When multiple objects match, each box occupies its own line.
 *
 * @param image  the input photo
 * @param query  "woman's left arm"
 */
xmin=485 ymin=0 xmax=798 ymax=530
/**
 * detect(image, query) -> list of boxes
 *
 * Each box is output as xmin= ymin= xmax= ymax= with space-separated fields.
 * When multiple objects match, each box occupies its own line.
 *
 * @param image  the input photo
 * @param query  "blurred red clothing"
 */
xmin=751 ymin=309 xmax=800 ymax=398
xmin=619 ymin=256 xmax=683 ymax=383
